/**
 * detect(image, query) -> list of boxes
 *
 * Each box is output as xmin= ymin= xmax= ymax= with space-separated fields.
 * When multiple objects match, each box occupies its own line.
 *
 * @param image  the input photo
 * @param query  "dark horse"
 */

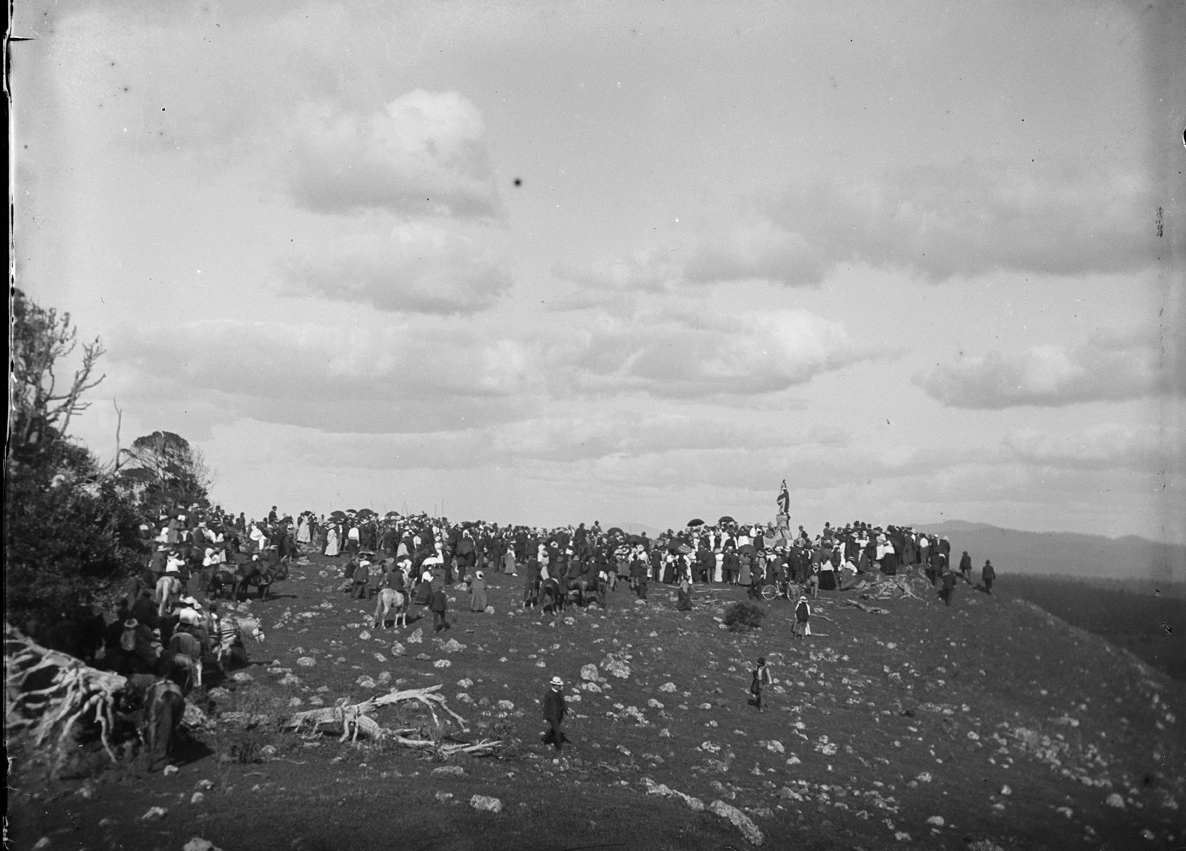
xmin=233 ymin=557 xmax=280 ymax=602
xmin=540 ymin=577 xmax=566 ymax=620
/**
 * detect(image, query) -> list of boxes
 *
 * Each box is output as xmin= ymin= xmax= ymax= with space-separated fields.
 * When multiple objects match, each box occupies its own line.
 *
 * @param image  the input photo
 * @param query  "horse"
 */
xmin=142 ymin=673 xmax=185 ymax=771
xmin=233 ymin=561 xmax=277 ymax=602
xmin=206 ymin=567 xmax=239 ymax=600
xmin=155 ymin=575 xmax=183 ymax=620
xmin=540 ymin=577 xmax=565 ymax=622
xmin=166 ymin=630 xmax=204 ymax=690
xmin=373 ymin=588 xmax=408 ymax=629
xmin=566 ymin=576 xmax=595 ymax=607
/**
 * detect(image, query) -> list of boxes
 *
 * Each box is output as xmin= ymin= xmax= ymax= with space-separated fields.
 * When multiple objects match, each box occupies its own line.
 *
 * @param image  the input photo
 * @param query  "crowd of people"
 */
xmin=296 ymin=508 xmax=996 ymax=613
xmin=66 ymin=494 xmax=996 ymax=766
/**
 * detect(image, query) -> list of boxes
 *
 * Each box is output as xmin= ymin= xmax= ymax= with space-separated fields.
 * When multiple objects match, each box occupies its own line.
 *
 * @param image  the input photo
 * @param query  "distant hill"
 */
xmin=917 ymin=520 xmax=1186 ymax=582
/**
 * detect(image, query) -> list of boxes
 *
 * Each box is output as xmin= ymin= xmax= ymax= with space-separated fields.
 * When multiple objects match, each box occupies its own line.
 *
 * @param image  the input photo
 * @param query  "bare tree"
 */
xmin=9 ymin=289 xmax=106 ymax=464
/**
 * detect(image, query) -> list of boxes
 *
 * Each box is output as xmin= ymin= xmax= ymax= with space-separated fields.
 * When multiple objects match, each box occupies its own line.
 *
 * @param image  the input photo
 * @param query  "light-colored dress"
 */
xmin=297 ymin=517 xmax=311 ymax=544
xmin=469 ymin=575 xmax=488 ymax=611
xmin=325 ymin=526 xmax=341 ymax=557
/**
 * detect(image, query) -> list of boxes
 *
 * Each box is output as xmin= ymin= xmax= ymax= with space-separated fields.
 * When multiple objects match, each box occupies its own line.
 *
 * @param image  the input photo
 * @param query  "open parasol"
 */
xmin=687 ymin=518 xmax=704 ymax=527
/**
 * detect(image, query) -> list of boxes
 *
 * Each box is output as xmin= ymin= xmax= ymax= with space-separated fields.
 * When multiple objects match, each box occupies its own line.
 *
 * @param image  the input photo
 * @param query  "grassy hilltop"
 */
xmin=10 ymin=553 xmax=1184 ymax=851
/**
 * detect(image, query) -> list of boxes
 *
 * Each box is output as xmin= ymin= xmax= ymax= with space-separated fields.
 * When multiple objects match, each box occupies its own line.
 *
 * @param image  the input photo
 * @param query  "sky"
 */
xmin=11 ymin=0 xmax=1186 ymax=543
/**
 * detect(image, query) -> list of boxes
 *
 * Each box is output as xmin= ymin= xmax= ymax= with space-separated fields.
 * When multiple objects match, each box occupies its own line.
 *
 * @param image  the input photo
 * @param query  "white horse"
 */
xmin=373 ymin=588 xmax=408 ymax=629
xmin=155 ymin=575 xmax=183 ymax=620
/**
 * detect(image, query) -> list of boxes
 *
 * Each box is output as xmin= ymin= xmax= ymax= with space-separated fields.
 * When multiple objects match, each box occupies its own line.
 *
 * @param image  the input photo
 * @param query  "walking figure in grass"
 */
xmin=749 ymin=656 xmax=773 ymax=710
xmin=541 ymin=675 xmax=569 ymax=751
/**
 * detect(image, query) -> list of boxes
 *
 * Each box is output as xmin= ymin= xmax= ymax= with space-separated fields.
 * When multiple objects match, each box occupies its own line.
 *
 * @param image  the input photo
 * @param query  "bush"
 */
xmin=723 ymin=601 xmax=767 ymax=632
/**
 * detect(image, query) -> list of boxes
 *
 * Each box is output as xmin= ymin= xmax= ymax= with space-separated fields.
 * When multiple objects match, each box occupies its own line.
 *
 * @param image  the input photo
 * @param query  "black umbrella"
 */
xmin=718 ymin=515 xmax=736 ymax=525
xmin=687 ymin=518 xmax=704 ymax=527
xmin=356 ymin=508 xmax=375 ymax=519
xmin=605 ymin=527 xmax=625 ymax=537
xmin=738 ymin=543 xmax=757 ymax=555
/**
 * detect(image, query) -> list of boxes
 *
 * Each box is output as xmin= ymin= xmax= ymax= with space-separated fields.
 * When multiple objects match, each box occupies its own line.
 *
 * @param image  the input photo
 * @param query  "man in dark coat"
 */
xmin=959 ymin=551 xmax=973 ymax=582
xmin=541 ymin=675 xmax=568 ymax=751
xmin=940 ymin=568 xmax=957 ymax=606
xmin=352 ymin=558 xmax=370 ymax=600
xmin=982 ymin=560 xmax=996 ymax=594
xmin=430 ymin=584 xmax=450 ymax=632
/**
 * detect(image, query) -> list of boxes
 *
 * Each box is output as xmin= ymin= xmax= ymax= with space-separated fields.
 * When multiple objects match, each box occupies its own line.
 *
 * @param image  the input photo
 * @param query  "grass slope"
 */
xmin=10 ymin=555 xmax=1185 ymax=851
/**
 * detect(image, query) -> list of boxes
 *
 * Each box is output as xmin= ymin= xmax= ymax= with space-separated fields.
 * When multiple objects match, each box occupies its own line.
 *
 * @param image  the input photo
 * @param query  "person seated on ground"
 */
xmin=837 ymin=560 xmax=860 ymax=591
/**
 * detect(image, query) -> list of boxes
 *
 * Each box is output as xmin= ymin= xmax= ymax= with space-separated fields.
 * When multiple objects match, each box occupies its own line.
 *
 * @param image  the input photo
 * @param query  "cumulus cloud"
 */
xmin=280 ymin=222 xmax=511 ymax=314
xmin=1003 ymin=423 xmax=1173 ymax=473
xmin=560 ymin=156 xmax=1159 ymax=292
xmin=916 ymin=330 xmax=1175 ymax=408
xmin=767 ymin=157 xmax=1161 ymax=281
xmin=554 ymin=309 xmax=881 ymax=397
xmin=108 ymin=319 xmax=543 ymax=432
xmin=682 ymin=218 xmax=823 ymax=286
xmin=288 ymin=91 xmax=500 ymax=217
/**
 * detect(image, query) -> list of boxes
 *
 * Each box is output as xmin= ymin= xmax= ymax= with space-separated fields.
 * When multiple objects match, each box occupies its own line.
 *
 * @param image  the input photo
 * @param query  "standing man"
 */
xmin=541 ymin=675 xmax=568 ymax=752
xmin=940 ymin=567 xmax=957 ymax=606
xmin=959 ymin=550 xmax=973 ymax=583
xmin=430 ymin=582 xmax=450 ymax=632
xmin=982 ymin=560 xmax=996 ymax=594
xmin=352 ymin=557 xmax=370 ymax=600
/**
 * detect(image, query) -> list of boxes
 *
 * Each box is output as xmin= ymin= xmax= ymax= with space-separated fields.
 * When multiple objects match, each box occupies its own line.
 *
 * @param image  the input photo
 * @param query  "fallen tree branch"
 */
xmin=844 ymin=600 xmax=890 ymax=615
xmin=284 ymin=685 xmax=495 ymax=755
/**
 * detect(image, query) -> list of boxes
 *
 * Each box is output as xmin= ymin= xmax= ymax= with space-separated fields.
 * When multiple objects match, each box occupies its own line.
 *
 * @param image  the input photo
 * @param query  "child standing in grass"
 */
xmin=750 ymin=656 xmax=773 ymax=710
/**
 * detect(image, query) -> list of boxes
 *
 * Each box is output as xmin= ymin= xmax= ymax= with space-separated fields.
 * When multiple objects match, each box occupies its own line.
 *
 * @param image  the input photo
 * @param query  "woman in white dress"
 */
xmin=325 ymin=523 xmax=341 ymax=557
xmin=297 ymin=514 xmax=311 ymax=545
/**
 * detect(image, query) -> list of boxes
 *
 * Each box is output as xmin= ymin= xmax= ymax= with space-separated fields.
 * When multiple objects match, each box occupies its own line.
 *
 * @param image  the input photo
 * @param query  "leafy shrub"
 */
xmin=723 ymin=601 xmax=767 ymax=632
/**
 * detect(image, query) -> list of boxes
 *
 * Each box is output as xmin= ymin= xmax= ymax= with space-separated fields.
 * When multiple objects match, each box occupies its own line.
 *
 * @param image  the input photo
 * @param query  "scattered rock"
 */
xmin=182 ymin=840 xmax=222 ymax=851
xmin=432 ymin=766 xmax=465 ymax=777
xmin=1105 ymin=792 xmax=1125 ymax=809
xmin=708 ymin=800 xmax=763 ymax=846
xmin=926 ymin=815 xmax=945 ymax=827
xmin=441 ymin=638 xmax=466 ymax=653
xmin=359 ymin=630 xmax=371 ymax=641
xmin=470 ymin=795 xmax=503 ymax=813
xmin=141 ymin=807 xmax=167 ymax=822
xmin=231 ymin=671 xmax=255 ymax=682
xmin=659 ymin=682 xmax=677 ymax=693
xmin=355 ymin=676 xmax=376 ymax=689
xmin=390 ymin=642 xmax=407 ymax=656
xmin=581 ymin=664 xmax=600 ymax=682
xmin=408 ymin=628 xmax=424 ymax=644
xmin=296 ymin=657 xmax=316 ymax=668
xmin=434 ymin=659 xmax=452 ymax=668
